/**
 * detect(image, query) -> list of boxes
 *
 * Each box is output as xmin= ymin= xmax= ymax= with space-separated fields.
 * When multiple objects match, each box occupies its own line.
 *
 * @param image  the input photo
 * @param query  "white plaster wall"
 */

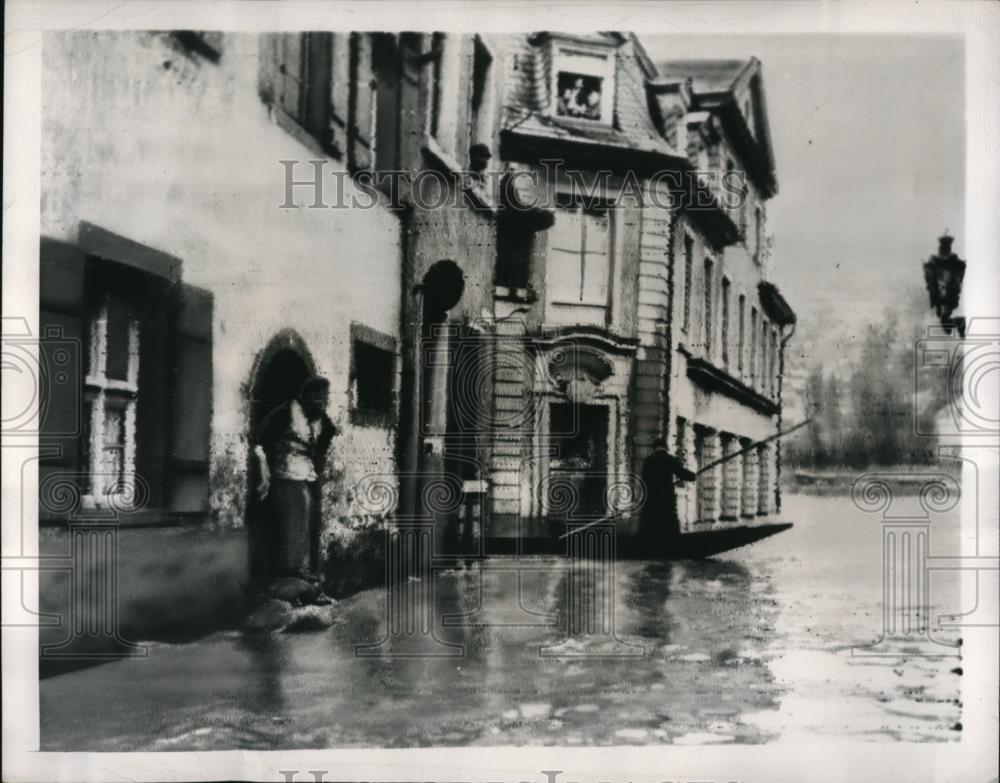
xmin=41 ymin=32 xmax=403 ymax=524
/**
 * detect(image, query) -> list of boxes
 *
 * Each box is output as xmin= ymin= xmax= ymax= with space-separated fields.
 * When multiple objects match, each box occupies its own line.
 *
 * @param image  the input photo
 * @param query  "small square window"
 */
xmin=349 ymin=323 xmax=397 ymax=427
xmin=556 ymin=72 xmax=604 ymax=121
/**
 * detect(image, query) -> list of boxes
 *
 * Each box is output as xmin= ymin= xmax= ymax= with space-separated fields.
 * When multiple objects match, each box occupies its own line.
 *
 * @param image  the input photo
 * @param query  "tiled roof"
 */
xmin=655 ymin=59 xmax=750 ymax=94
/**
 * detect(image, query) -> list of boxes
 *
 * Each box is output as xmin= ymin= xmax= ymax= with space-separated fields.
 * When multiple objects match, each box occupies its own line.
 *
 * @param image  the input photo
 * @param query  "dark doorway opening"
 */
xmin=245 ymin=333 xmax=316 ymax=587
xmin=548 ymin=402 xmax=610 ymax=520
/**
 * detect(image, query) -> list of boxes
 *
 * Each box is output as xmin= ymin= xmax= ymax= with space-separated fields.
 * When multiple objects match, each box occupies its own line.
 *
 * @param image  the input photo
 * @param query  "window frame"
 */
xmin=737 ymin=293 xmax=746 ymax=376
xmin=703 ymin=255 xmax=715 ymax=358
xmin=720 ymin=276 xmax=731 ymax=369
xmin=549 ymin=41 xmax=616 ymax=126
xmin=682 ymin=231 xmax=694 ymax=334
xmin=545 ymin=196 xmax=617 ymax=324
xmin=82 ymin=295 xmax=140 ymax=507
xmin=349 ymin=322 xmax=398 ymax=428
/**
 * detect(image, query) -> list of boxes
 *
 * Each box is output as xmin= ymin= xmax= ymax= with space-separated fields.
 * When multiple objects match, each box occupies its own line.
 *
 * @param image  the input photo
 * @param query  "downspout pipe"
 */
xmin=776 ymin=321 xmax=796 ymax=512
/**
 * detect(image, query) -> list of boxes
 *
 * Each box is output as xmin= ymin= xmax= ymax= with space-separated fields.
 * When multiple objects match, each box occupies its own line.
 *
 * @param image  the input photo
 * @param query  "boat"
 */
xmin=483 ymin=521 xmax=793 ymax=559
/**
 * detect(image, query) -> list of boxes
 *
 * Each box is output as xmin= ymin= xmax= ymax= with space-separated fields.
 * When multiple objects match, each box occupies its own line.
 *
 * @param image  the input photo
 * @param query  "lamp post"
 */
xmin=922 ymin=231 xmax=966 ymax=337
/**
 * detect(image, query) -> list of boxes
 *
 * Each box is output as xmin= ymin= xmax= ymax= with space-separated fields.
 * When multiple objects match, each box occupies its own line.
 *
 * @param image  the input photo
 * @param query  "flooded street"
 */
xmin=40 ymin=492 xmax=963 ymax=749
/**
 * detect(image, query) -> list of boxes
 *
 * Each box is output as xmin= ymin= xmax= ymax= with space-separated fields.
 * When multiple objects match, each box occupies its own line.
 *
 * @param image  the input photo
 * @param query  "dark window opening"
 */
xmin=682 ymin=234 xmax=694 ymax=332
xmin=497 ymin=219 xmax=534 ymax=290
xmin=556 ymin=72 xmax=603 ymax=120
xmin=350 ymin=324 xmax=397 ymax=426
xmin=721 ymin=277 xmax=731 ymax=368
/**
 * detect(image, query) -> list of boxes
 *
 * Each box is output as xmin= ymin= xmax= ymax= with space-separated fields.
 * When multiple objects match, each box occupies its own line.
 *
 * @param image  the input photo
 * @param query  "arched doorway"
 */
xmin=245 ymin=330 xmax=316 ymax=588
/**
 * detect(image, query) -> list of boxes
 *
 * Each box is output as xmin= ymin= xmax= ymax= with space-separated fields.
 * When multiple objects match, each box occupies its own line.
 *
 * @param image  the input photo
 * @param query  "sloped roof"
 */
xmin=654 ymin=55 xmax=777 ymax=197
xmin=655 ymin=59 xmax=752 ymax=94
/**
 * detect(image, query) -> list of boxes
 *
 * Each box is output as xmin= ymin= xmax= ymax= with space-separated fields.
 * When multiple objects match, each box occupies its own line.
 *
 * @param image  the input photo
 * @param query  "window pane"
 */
xmin=547 ymin=207 xmax=584 ymax=301
xmin=548 ymin=249 xmax=582 ymax=301
xmin=581 ymin=210 xmax=610 ymax=304
xmin=102 ymin=400 xmax=126 ymax=489
xmin=105 ymin=294 xmax=133 ymax=381
xmin=549 ymin=206 xmax=583 ymax=253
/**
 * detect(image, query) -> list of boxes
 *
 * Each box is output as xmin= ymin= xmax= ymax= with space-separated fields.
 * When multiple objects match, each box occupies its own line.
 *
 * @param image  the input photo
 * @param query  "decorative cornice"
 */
xmin=685 ymin=355 xmax=779 ymax=415
xmin=530 ymin=325 xmax=639 ymax=357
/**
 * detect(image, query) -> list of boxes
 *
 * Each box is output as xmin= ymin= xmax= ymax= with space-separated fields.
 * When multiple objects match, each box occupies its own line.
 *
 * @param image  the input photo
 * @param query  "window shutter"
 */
xmin=329 ymin=33 xmax=351 ymax=159
xmin=349 ymin=33 xmax=376 ymax=171
xmin=275 ymin=33 xmax=305 ymax=120
xmin=302 ymin=33 xmax=332 ymax=144
xmin=39 ymin=238 xmax=88 ymax=494
xmin=166 ymin=282 xmax=213 ymax=514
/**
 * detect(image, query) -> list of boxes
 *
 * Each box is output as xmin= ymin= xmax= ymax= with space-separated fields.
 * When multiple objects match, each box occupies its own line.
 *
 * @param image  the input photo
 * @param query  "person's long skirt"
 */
xmin=269 ymin=478 xmax=313 ymax=578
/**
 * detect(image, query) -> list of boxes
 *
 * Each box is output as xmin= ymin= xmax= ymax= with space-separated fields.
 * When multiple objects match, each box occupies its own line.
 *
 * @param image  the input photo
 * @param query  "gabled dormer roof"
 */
xmin=653 ymin=57 xmax=777 ymax=197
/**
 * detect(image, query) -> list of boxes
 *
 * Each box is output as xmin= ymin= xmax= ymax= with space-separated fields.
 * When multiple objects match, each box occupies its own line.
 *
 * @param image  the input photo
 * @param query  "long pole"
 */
xmin=684 ymin=416 xmax=813 ymax=484
xmin=557 ymin=417 xmax=814 ymax=540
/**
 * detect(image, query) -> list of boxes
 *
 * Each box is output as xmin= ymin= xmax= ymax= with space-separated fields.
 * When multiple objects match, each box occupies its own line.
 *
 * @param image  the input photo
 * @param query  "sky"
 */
xmin=642 ymin=34 xmax=965 ymax=359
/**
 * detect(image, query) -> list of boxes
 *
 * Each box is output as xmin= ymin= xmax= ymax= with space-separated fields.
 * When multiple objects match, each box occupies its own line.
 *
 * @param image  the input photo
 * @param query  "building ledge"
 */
xmin=758 ymin=281 xmax=796 ymax=325
xmin=685 ymin=354 xmax=779 ymax=415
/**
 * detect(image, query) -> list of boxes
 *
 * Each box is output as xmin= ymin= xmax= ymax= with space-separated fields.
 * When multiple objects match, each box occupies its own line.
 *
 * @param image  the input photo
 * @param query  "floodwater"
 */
xmin=40 ymin=492 xmax=963 ymax=749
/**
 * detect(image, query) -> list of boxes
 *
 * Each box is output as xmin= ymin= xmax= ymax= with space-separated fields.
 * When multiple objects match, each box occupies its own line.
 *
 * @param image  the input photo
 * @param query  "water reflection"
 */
xmin=234 ymin=633 xmax=286 ymax=713
xmin=41 ymin=493 xmax=963 ymax=749
xmin=625 ymin=561 xmax=674 ymax=639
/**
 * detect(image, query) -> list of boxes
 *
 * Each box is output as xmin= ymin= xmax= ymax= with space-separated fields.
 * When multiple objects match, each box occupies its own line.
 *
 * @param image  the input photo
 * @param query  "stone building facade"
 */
xmin=481 ymin=35 xmax=796 ymax=541
xmin=38 ymin=30 xmax=795 ymax=564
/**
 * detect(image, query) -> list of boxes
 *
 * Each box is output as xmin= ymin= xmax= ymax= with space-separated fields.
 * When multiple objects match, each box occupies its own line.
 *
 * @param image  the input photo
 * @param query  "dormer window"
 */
xmin=557 ymin=72 xmax=603 ymax=120
xmin=548 ymin=39 xmax=616 ymax=124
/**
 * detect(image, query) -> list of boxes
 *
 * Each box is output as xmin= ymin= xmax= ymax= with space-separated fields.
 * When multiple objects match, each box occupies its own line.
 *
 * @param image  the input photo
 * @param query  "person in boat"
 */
xmin=253 ymin=375 xmax=337 ymax=605
xmin=639 ymin=437 xmax=697 ymax=545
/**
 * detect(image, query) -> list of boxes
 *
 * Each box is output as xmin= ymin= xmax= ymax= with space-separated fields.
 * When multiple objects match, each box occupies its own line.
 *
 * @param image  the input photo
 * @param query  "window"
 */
xmin=770 ymin=327 xmax=780 ymax=397
xmin=550 ymin=42 xmax=616 ymax=124
xmin=737 ymin=294 xmax=746 ymax=375
xmin=682 ymin=233 xmax=694 ymax=332
xmin=350 ymin=323 xmax=397 ymax=426
xmin=721 ymin=277 xmax=731 ymax=368
xmin=759 ymin=317 xmax=769 ymax=391
xmin=703 ymin=257 xmax=714 ymax=356
xmin=547 ymin=198 xmax=615 ymax=322
xmin=269 ymin=33 xmax=333 ymax=149
xmin=83 ymin=293 xmax=140 ymax=503
xmin=749 ymin=306 xmax=758 ymax=382
xmin=347 ymin=33 xmax=377 ymax=171
xmin=262 ymin=33 xmax=377 ymax=169
xmin=675 ymin=416 xmax=687 ymax=463
xmin=557 ymin=72 xmax=603 ymax=120
xmin=469 ymin=36 xmax=494 ymax=149
xmin=428 ymin=32 xmax=446 ymax=140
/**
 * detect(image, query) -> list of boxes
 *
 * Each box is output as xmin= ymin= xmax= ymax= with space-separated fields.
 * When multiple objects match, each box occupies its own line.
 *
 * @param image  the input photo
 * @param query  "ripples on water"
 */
xmin=40 ymin=493 xmax=963 ymax=749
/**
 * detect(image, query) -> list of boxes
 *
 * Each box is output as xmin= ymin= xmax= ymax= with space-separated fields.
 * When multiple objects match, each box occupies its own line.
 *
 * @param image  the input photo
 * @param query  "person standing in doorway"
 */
xmin=639 ymin=437 xmax=697 ymax=547
xmin=253 ymin=375 xmax=337 ymax=602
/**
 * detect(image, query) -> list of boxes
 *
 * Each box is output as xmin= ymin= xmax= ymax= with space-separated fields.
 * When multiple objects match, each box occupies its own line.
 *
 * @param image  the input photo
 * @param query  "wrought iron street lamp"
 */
xmin=923 ymin=232 xmax=966 ymax=337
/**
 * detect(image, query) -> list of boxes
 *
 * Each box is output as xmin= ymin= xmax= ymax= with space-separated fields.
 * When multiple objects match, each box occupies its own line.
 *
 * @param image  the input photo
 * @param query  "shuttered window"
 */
xmin=682 ymin=233 xmax=694 ymax=332
xmin=261 ymin=33 xmax=379 ymax=170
